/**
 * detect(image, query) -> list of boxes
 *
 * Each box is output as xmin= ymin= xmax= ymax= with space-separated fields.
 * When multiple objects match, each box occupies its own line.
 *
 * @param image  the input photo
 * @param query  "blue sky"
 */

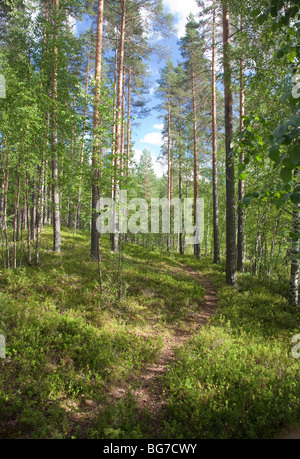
xmin=76 ymin=0 xmax=200 ymax=177
xmin=131 ymin=0 xmax=201 ymax=177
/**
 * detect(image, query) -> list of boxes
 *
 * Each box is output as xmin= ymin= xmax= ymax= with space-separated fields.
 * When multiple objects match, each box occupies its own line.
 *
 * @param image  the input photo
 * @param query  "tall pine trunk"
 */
xmin=13 ymin=164 xmax=21 ymax=268
xmin=237 ymin=17 xmax=245 ymax=273
xmin=35 ymin=152 xmax=45 ymax=264
xmin=212 ymin=4 xmax=220 ymax=264
xmin=167 ymin=82 xmax=172 ymax=252
xmin=126 ymin=67 xmax=131 ymax=175
xmin=1 ymin=145 xmax=9 ymax=268
xmin=25 ymin=171 xmax=31 ymax=265
xmin=178 ymin=102 xmax=185 ymax=255
xmin=111 ymin=28 xmax=119 ymax=208
xmin=192 ymin=67 xmax=200 ymax=259
xmin=52 ymin=0 xmax=61 ymax=253
xmin=75 ymin=44 xmax=90 ymax=233
xmin=223 ymin=2 xmax=237 ymax=287
xmin=290 ymin=169 xmax=300 ymax=306
xmin=91 ymin=0 xmax=104 ymax=260
xmin=112 ymin=0 xmax=126 ymax=253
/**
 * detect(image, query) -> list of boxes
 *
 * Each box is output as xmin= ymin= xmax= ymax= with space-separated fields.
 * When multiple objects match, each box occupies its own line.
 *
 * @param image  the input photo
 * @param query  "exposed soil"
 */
xmin=276 ymin=424 xmax=300 ymax=440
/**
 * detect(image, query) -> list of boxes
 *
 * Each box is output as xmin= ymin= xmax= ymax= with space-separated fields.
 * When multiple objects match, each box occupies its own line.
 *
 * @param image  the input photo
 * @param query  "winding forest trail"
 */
xmin=108 ymin=263 xmax=219 ymax=438
xmin=67 ymin=260 xmax=299 ymax=440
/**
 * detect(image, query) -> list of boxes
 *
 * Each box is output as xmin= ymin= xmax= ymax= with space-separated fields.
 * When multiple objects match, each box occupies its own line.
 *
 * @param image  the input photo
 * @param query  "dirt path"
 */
xmin=66 ymin=262 xmax=218 ymax=439
xmin=276 ymin=424 xmax=300 ymax=439
xmin=121 ymin=263 xmax=219 ymax=437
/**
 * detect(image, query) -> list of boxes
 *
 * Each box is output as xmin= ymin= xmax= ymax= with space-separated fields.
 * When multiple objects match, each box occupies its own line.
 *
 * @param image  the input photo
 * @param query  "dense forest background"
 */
xmin=0 ymin=0 xmax=299 ymax=302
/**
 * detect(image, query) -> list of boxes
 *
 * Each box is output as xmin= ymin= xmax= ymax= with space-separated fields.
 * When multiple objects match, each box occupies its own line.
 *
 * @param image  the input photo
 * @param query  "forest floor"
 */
xmin=0 ymin=227 xmax=299 ymax=439
xmin=104 ymin=263 xmax=218 ymax=439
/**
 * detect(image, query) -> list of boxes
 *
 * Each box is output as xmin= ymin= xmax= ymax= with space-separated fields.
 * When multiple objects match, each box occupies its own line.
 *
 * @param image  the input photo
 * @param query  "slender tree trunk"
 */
xmin=223 ymin=2 xmax=237 ymax=287
xmin=0 ymin=177 xmax=4 ymax=232
xmin=13 ymin=170 xmax=21 ymax=269
xmin=52 ymin=0 xmax=61 ymax=253
xmin=35 ymin=152 xmax=45 ymax=264
xmin=25 ymin=171 xmax=31 ymax=265
xmin=120 ymin=69 xmax=126 ymax=177
xmin=111 ymin=28 xmax=119 ymax=208
xmin=212 ymin=4 xmax=220 ymax=264
xmin=290 ymin=168 xmax=300 ymax=306
xmin=0 ymin=144 xmax=5 ymax=231
xmin=178 ymin=102 xmax=184 ymax=255
xmin=30 ymin=179 xmax=36 ymax=241
xmin=192 ymin=67 xmax=200 ymax=259
xmin=112 ymin=0 xmax=126 ymax=253
xmin=252 ymin=207 xmax=261 ymax=276
xmin=205 ymin=209 xmax=210 ymax=258
xmin=41 ymin=4 xmax=49 ymax=231
xmin=0 ymin=144 xmax=9 ymax=268
xmin=91 ymin=0 xmax=105 ymax=260
xmin=75 ymin=45 xmax=90 ymax=233
xmin=67 ymin=94 xmax=76 ymax=229
xmin=48 ymin=181 xmax=52 ymax=225
xmin=237 ymin=17 xmax=246 ymax=273
xmin=126 ymin=67 xmax=131 ymax=175
xmin=124 ymin=69 xmax=131 ymax=245
xmin=167 ymin=82 xmax=172 ymax=252
xmin=43 ymin=159 xmax=48 ymax=226
xmin=269 ymin=210 xmax=282 ymax=277
xmin=16 ymin=207 xmax=21 ymax=242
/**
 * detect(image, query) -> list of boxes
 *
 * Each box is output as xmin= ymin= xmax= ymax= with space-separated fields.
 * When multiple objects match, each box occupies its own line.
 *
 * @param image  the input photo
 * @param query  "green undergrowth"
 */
xmin=0 ymin=227 xmax=205 ymax=438
xmin=162 ymin=258 xmax=300 ymax=439
xmin=0 ymin=228 xmax=299 ymax=439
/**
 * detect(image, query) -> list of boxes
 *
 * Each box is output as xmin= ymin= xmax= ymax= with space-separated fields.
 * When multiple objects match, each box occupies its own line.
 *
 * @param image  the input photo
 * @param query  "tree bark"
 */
xmin=35 ymin=152 xmax=45 ymax=265
xmin=112 ymin=0 xmax=126 ymax=253
xmin=75 ymin=43 xmax=90 ymax=233
xmin=290 ymin=169 xmax=300 ymax=306
xmin=30 ymin=179 xmax=36 ymax=241
xmin=126 ymin=66 xmax=131 ymax=175
xmin=111 ymin=27 xmax=119 ymax=208
xmin=223 ymin=2 xmax=237 ymax=287
xmin=212 ymin=4 xmax=220 ymax=264
xmin=0 ymin=143 xmax=9 ymax=268
xmin=167 ymin=81 xmax=172 ymax=252
xmin=269 ymin=210 xmax=282 ymax=277
xmin=91 ymin=0 xmax=105 ymax=261
xmin=52 ymin=0 xmax=61 ymax=253
xmin=25 ymin=171 xmax=31 ymax=265
xmin=192 ymin=67 xmax=200 ymax=259
xmin=178 ymin=101 xmax=185 ymax=255
xmin=237 ymin=17 xmax=245 ymax=273
xmin=13 ymin=164 xmax=21 ymax=268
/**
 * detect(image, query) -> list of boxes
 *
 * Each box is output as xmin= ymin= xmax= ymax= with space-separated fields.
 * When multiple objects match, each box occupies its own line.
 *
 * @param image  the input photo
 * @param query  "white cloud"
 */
xmin=133 ymin=148 xmax=143 ymax=164
xmin=141 ymin=132 xmax=163 ymax=147
xmin=163 ymin=0 xmax=199 ymax=38
xmin=153 ymin=156 xmax=168 ymax=178
xmin=68 ymin=14 xmax=77 ymax=35
xmin=149 ymin=82 xmax=159 ymax=96
xmin=140 ymin=123 xmax=165 ymax=146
